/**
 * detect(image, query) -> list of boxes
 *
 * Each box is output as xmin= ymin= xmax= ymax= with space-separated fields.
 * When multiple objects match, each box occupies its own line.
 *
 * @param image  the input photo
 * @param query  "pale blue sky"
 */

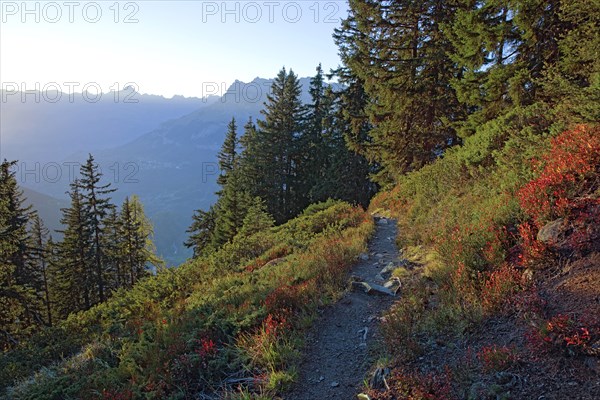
xmin=1 ymin=0 xmax=348 ymax=97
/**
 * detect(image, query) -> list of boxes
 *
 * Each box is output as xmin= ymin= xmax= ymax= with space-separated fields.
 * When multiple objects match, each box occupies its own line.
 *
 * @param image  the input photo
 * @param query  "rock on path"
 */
xmin=285 ymin=217 xmax=399 ymax=399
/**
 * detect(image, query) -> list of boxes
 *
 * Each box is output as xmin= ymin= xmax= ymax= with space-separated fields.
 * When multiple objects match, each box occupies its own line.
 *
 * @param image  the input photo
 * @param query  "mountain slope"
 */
xmin=0 ymin=88 xmax=216 ymax=163
xmin=22 ymin=77 xmax=330 ymax=264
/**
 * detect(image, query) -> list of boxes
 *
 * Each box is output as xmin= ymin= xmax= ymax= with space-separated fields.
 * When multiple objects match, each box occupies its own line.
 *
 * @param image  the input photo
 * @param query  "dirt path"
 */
xmin=286 ymin=216 xmax=399 ymax=399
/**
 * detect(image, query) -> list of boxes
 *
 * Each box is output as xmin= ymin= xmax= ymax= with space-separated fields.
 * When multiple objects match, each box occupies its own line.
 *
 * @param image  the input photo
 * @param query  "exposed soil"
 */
xmin=285 ymin=217 xmax=399 ymax=399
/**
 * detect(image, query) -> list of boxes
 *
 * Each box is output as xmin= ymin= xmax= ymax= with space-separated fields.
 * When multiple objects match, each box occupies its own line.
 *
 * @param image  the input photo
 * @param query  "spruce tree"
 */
xmin=0 ymin=161 xmax=41 ymax=348
xmin=217 ymin=118 xmax=239 ymax=191
xmin=334 ymin=0 xmax=464 ymax=182
xmin=185 ymin=206 xmax=217 ymax=257
xmin=315 ymin=85 xmax=377 ymax=206
xmin=0 ymin=161 xmax=33 ymax=286
xmin=212 ymin=118 xmax=251 ymax=245
xmin=54 ymin=180 xmax=92 ymax=316
xmin=212 ymin=171 xmax=250 ymax=247
xmin=119 ymin=196 xmax=161 ymax=286
xmin=253 ymin=67 xmax=307 ymax=222
xmin=78 ymin=154 xmax=116 ymax=302
xmin=102 ymin=207 xmax=123 ymax=291
xmin=237 ymin=197 xmax=275 ymax=237
xmin=303 ymin=64 xmax=329 ymax=202
xmin=28 ymin=213 xmax=52 ymax=326
xmin=238 ymin=117 xmax=264 ymax=197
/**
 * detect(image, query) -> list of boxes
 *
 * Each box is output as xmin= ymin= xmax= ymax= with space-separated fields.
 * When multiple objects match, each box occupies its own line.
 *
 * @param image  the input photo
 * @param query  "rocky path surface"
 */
xmin=285 ymin=217 xmax=400 ymax=399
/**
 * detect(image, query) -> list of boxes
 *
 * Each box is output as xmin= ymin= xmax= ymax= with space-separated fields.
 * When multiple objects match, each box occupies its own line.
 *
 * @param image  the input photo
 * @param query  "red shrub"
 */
xmin=517 ymin=124 xmax=600 ymax=227
xmin=516 ymin=222 xmax=546 ymax=266
xmin=527 ymin=314 xmax=600 ymax=356
xmin=481 ymin=264 xmax=523 ymax=312
xmin=264 ymin=280 xmax=315 ymax=315
xmin=477 ymin=344 xmax=519 ymax=372
xmin=366 ymin=369 xmax=453 ymax=400
xmin=263 ymin=313 xmax=287 ymax=338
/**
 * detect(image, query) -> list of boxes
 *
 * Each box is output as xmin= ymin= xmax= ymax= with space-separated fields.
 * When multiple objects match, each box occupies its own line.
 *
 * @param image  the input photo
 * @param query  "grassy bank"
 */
xmin=2 ymin=200 xmax=373 ymax=399
xmin=367 ymin=122 xmax=600 ymax=399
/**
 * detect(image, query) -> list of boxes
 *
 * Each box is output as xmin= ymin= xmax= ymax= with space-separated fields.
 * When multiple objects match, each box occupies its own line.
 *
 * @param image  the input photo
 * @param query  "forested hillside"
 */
xmin=1 ymin=0 xmax=598 ymax=398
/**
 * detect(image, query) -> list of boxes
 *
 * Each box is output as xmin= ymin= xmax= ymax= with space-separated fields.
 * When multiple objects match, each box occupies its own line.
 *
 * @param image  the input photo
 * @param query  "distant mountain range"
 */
xmin=2 ymin=77 xmax=325 ymax=265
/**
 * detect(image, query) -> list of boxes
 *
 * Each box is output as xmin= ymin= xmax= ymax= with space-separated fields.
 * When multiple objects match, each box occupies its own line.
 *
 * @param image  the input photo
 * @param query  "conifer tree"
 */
xmin=212 ymin=171 xmax=250 ymax=247
xmin=237 ymin=197 xmax=275 ymax=237
xmin=316 ymin=85 xmax=377 ymax=206
xmin=217 ymin=118 xmax=239 ymax=191
xmin=212 ymin=118 xmax=251 ymax=245
xmin=0 ymin=161 xmax=33 ymax=285
xmin=102 ymin=207 xmax=123 ymax=290
xmin=334 ymin=0 xmax=464 ymax=182
xmin=238 ymin=117 xmax=264 ymax=197
xmin=185 ymin=206 xmax=217 ymax=257
xmin=252 ymin=67 xmax=307 ymax=222
xmin=0 ymin=160 xmax=41 ymax=348
xmin=54 ymin=180 xmax=92 ymax=316
xmin=119 ymin=195 xmax=161 ymax=287
xmin=303 ymin=64 xmax=329 ymax=202
xmin=78 ymin=154 xmax=116 ymax=302
xmin=28 ymin=213 xmax=52 ymax=326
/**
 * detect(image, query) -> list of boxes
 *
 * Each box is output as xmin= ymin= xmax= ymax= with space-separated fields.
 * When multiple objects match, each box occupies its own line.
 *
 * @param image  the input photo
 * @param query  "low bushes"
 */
xmin=371 ymin=123 xmax=599 ymax=396
xmin=2 ymin=201 xmax=373 ymax=399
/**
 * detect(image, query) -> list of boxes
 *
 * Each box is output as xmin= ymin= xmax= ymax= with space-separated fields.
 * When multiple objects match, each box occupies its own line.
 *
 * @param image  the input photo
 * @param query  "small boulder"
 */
xmin=359 ymin=253 xmax=369 ymax=261
xmin=368 ymin=283 xmax=397 ymax=297
xmin=379 ymin=262 xmax=396 ymax=279
xmin=537 ymin=218 xmax=565 ymax=245
xmin=351 ymin=281 xmax=373 ymax=294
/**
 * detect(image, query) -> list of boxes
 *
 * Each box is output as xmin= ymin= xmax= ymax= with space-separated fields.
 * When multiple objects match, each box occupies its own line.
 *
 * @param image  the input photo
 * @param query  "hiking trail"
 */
xmin=286 ymin=216 xmax=400 ymax=399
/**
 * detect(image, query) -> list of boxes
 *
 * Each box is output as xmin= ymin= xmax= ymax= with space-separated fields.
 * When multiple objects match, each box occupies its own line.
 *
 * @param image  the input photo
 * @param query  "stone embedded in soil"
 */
xmin=359 ymin=253 xmax=369 ymax=261
xmin=331 ymin=381 xmax=340 ymax=387
xmin=351 ymin=279 xmax=398 ymax=297
xmin=351 ymin=281 xmax=372 ymax=294
xmin=537 ymin=217 xmax=565 ymax=244
xmin=380 ymin=262 xmax=396 ymax=276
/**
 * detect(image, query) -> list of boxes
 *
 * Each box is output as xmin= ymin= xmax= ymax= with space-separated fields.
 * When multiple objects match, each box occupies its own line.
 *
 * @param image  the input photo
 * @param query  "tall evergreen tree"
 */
xmin=334 ymin=0 xmax=465 ymax=182
xmin=0 ymin=161 xmax=41 ymax=348
xmin=238 ymin=117 xmax=264 ymax=196
xmin=212 ymin=118 xmax=251 ymax=245
xmin=0 ymin=160 xmax=33 ymax=285
xmin=54 ymin=180 xmax=92 ymax=316
xmin=119 ymin=196 xmax=160 ymax=287
xmin=317 ymin=85 xmax=377 ymax=206
xmin=78 ymin=154 xmax=116 ymax=302
xmin=217 ymin=118 xmax=239 ymax=191
xmin=102 ymin=207 xmax=123 ymax=291
xmin=250 ymin=67 xmax=307 ymax=222
xmin=28 ymin=213 xmax=52 ymax=326
xmin=212 ymin=171 xmax=250 ymax=247
xmin=302 ymin=64 xmax=329 ymax=202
